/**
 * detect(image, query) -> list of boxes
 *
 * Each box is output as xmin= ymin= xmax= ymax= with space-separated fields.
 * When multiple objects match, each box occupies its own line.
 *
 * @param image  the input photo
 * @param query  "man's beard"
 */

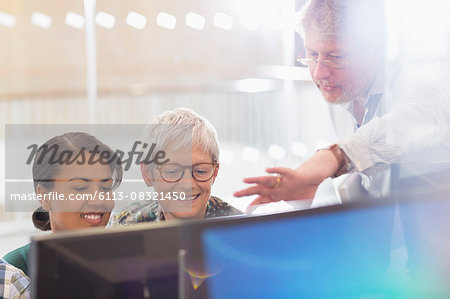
xmin=315 ymin=80 xmax=353 ymax=104
xmin=333 ymin=89 xmax=353 ymax=104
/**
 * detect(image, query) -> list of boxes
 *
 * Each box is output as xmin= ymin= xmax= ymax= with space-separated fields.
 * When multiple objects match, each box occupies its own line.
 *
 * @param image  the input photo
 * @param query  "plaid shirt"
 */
xmin=0 ymin=259 xmax=30 ymax=299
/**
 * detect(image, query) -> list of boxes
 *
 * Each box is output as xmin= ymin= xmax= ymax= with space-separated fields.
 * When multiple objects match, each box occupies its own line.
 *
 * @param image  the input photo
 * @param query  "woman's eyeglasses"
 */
xmin=157 ymin=163 xmax=218 ymax=183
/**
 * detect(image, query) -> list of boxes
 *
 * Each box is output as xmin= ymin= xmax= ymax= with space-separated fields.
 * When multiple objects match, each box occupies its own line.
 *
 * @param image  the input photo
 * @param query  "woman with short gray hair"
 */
xmin=110 ymin=108 xmax=241 ymax=225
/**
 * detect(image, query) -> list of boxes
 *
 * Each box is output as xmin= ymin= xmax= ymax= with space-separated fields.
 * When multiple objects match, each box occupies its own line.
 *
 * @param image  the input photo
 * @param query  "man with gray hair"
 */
xmin=235 ymin=0 xmax=450 ymax=204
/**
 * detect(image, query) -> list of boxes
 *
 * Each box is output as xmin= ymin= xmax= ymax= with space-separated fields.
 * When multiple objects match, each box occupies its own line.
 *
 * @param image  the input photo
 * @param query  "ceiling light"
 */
xmin=268 ymin=144 xmax=285 ymax=161
xmin=65 ymin=12 xmax=84 ymax=29
xmin=127 ymin=11 xmax=146 ymax=29
xmin=213 ymin=12 xmax=233 ymax=30
xmin=0 ymin=12 xmax=15 ymax=28
xmin=185 ymin=12 xmax=205 ymax=30
xmin=157 ymin=12 xmax=176 ymax=30
xmin=31 ymin=12 xmax=51 ymax=29
xmin=95 ymin=11 xmax=115 ymax=29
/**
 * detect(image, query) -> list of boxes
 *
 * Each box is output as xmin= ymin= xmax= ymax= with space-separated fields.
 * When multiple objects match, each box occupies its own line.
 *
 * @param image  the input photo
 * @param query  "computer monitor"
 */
xmin=30 ymin=221 xmax=185 ymax=299
xmin=30 ymin=191 xmax=450 ymax=298
xmin=198 ymin=194 xmax=450 ymax=298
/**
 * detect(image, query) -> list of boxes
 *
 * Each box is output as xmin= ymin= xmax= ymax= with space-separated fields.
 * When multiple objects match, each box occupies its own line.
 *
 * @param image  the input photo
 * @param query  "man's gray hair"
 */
xmin=142 ymin=108 xmax=220 ymax=164
xmin=297 ymin=0 xmax=385 ymax=48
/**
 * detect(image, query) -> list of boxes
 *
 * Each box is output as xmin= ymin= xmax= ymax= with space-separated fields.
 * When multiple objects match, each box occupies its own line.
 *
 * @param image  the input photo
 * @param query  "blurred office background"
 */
xmin=0 ymin=0 xmax=449 ymax=255
xmin=0 ymin=0 xmax=336 ymax=255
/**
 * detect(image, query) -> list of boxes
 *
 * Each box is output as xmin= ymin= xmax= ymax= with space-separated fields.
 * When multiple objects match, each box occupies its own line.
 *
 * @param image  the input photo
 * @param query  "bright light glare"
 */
xmin=127 ymin=11 xmax=146 ymax=29
xmin=235 ymin=78 xmax=277 ymax=93
xmin=220 ymin=149 xmax=234 ymax=165
xmin=315 ymin=140 xmax=330 ymax=151
xmin=0 ymin=12 xmax=16 ymax=28
xmin=95 ymin=11 xmax=115 ymax=29
xmin=31 ymin=12 xmax=52 ymax=29
xmin=157 ymin=12 xmax=176 ymax=30
xmin=213 ymin=12 xmax=233 ymax=30
xmin=185 ymin=12 xmax=205 ymax=30
xmin=240 ymin=16 xmax=259 ymax=31
xmin=268 ymin=144 xmax=286 ymax=161
xmin=242 ymin=147 xmax=260 ymax=162
xmin=264 ymin=13 xmax=295 ymax=31
xmin=291 ymin=142 xmax=309 ymax=158
xmin=251 ymin=201 xmax=294 ymax=215
xmin=264 ymin=14 xmax=283 ymax=31
xmin=229 ymin=0 xmax=293 ymax=31
xmin=65 ymin=12 xmax=84 ymax=29
xmin=385 ymin=0 xmax=450 ymax=59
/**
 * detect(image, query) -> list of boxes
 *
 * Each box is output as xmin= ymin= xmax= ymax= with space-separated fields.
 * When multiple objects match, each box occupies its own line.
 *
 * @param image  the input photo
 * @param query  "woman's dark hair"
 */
xmin=32 ymin=206 xmax=52 ymax=231
xmin=31 ymin=132 xmax=123 ymax=231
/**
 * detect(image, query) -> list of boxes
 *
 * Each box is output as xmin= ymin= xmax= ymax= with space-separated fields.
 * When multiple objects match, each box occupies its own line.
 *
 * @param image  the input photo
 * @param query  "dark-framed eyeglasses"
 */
xmin=157 ymin=163 xmax=218 ymax=183
xmin=297 ymin=56 xmax=348 ymax=69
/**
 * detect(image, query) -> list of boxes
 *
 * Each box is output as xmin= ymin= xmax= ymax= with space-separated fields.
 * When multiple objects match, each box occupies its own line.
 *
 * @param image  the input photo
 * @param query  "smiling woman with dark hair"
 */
xmin=3 ymin=132 xmax=123 ymax=276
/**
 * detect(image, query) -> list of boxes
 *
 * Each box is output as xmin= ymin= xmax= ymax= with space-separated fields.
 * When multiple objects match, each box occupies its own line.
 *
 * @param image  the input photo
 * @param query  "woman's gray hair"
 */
xmin=296 ymin=0 xmax=385 ymax=49
xmin=142 ymin=108 xmax=220 ymax=165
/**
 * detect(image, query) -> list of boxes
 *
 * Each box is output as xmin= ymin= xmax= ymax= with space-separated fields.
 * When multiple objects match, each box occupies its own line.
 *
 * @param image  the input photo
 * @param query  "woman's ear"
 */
xmin=36 ymin=184 xmax=51 ymax=211
xmin=211 ymin=164 xmax=220 ymax=185
xmin=140 ymin=163 xmax=154 ymax=187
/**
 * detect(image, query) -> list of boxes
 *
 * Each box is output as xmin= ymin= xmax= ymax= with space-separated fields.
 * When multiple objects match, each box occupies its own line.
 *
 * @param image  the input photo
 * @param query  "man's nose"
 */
xmin=312 ymin=59 xmax=331 ymax=81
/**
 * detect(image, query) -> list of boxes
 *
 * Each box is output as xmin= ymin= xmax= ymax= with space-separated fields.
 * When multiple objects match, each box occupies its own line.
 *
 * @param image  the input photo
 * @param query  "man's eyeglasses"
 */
xmin=157 ymin=163 xmax=218 ymax=183
xmin=297 ymin=56 xmax=348 ymax=69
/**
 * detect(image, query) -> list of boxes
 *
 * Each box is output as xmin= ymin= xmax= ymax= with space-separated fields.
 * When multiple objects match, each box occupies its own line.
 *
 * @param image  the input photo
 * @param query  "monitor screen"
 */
xmin=30 ymin=193 xmax=450 ymax=298
xmin=31 ymin=221 xmax=184 ymax=299
xmin=200 ymin=196 xmax=450 ymax=298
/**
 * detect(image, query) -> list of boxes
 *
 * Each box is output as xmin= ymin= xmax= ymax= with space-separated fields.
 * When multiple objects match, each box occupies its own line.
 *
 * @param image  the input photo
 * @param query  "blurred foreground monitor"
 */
xmin=31 ymin=188 xmax=450 ymax=298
